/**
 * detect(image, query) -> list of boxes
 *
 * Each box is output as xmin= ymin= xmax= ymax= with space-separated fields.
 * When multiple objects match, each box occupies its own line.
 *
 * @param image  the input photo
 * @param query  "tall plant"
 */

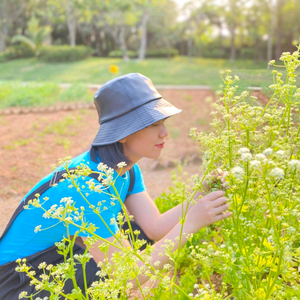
xmin=11 ymin=17 xmax=50 ymax=56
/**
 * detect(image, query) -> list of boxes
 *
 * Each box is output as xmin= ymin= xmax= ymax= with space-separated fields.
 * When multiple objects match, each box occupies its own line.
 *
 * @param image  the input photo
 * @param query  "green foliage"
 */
xmin=0 ymin=82 xmax=92 ymax=109
xmin=38 ymin=46 xmax=93 ymax=62
xmin=146 ymin=49 xmax=179 ymax=58
xmin=11 ymin=17 xmax=51 ymax=56
xmin=0 ymin=52 xmax=8 ymax=63
xmin=4 ymin=44 xmax=35 ymax=60
xmin=108 ymin=50 xmax=138 ymax=58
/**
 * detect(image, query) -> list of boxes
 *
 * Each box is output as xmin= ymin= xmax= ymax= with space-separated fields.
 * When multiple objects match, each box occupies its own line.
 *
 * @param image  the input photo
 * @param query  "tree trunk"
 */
xmin=267 ymin=0 xmax=276 ymax=68
xmin=66 ymin=0 xmax=76 ymax=47
xmin=0 ymin=29 xmax=7 ymax=51
xmin=229 ymin=24 xmax=236 ymax=62
xmin=119 ymin=25 xmax=129 ymax=61
xmin=43 ymin=0 xmax=52 ymax=45
xmin=275 ymin=0 xmax=283 ymax=60
xmin=138 ymin=11 xmax=150 ymax=60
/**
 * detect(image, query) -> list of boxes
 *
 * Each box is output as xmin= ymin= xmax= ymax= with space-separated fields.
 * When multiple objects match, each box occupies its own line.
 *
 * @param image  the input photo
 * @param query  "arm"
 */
xmin=84 ymin=190 xmax=231 ymax=288
xmin=124 ymin=190 xmax=202 ymax=241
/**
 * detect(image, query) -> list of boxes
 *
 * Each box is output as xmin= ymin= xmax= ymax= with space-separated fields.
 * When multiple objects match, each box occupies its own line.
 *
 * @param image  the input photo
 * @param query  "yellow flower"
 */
xmin=109 ymin=65 xmax=119 ymax=74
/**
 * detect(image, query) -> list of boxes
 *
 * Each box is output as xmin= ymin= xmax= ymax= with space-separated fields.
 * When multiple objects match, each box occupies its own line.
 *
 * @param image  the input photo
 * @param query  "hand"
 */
xmin=186 ymin=190 xmax=232 ymax=233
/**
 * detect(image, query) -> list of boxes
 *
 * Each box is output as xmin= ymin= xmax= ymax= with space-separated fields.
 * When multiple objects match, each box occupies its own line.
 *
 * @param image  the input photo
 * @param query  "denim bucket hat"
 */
xmin=92 ymin=73 xmax=181 ymax=146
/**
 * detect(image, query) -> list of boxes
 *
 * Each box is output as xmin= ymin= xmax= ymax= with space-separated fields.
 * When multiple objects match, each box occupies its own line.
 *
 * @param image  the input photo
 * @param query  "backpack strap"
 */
xmin=0 ymin=167 xmax=99 ymax=242
xmin=126 ymin=167 xmax=135 ymax=198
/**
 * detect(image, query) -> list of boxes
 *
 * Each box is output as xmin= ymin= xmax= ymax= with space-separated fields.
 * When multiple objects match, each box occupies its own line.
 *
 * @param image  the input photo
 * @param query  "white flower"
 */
xmin=275 ymin=150 xmax=285 ymax=157
xmin=255 ymin=153 xmax=266 ymax=160
xmin=34 ymin=225 xmax=42 ymax=233
xmin=241 ymin=153 xmax=252 ymax=162
xmin=238 ymin=147 xmax=250 ymax=155
xmin=97 ymin=162 xmax=107 ymax=171
xmin=194 ymin=284 xmax=199 ymax=289
xmin=269 ymin=167 xmax=284 ymax=180
xmin=263 ymin=148 xmax=273 ymax=156
xmin=117 ymin=162 xmax=127 ymax=168
xmin=231 ymin=166 xmax=245 ymax=180
xmin=250 ymin=160 xmax=261 ymax=169
xmin=288 ymin=159 xmax=300 ymax=170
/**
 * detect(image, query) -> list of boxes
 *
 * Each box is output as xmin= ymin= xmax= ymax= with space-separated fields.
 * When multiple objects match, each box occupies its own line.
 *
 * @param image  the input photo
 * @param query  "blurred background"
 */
xmin=1 ymin=0 xmax=299 ymax=62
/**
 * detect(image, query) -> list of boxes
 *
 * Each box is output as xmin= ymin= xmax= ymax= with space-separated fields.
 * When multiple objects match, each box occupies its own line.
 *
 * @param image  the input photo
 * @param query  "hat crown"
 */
xmin=94 ymin=73 xmax=162 ymax=124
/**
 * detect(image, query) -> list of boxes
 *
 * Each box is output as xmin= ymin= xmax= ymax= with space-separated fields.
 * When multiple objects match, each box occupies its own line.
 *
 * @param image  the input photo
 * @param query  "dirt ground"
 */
xmin=0 ymin=89 xmax=215 ymax=235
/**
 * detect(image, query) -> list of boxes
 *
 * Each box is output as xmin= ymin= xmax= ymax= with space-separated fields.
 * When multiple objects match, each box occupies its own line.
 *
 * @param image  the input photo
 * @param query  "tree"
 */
xmin=11 ymin=17 xmax=51 ymax=56
xmin=0 ymin=0 xmax=26 ymax=51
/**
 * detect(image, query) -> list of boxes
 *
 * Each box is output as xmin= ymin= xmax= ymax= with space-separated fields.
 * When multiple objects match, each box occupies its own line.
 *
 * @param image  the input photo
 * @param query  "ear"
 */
xmin=118 ymin=138 xmax=127 ymax=144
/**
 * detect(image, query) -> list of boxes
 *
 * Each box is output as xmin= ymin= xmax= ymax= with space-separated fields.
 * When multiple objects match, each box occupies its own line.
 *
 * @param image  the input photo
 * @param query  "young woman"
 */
xmin=0 ymin=73 xmax=232 ymax=299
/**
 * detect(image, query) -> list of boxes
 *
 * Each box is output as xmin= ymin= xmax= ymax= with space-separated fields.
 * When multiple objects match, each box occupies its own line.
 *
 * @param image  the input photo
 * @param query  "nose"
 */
xmin=159 ymin=124 xmax=168 ymax=138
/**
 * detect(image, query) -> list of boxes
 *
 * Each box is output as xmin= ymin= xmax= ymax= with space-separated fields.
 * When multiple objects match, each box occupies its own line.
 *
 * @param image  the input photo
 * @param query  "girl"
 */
xmin=0 ymin=73 xmax=232 ymax=299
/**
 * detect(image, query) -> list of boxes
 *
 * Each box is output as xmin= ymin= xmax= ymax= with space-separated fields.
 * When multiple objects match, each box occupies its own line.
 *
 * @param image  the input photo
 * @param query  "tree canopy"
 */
xmin=0 ymin=0 xmax=299 ymax=61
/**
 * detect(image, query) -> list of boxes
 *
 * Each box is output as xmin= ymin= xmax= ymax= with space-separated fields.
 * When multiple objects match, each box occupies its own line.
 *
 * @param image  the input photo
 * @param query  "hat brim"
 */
xmin=92 ymin=98 xmax=181 ymax=146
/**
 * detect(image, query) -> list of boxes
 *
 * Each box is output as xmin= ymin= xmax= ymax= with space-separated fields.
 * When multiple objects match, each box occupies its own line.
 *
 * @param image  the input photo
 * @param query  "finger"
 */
xmin=205 ymin=190 xmax=225 ymax=201
xmin=214 ymin=203 xmax=230 ymax=214
xmin=215 ymin=212 xmax=232 ymax=221
xmin=211 ymin=196 xmax=228 ymax=207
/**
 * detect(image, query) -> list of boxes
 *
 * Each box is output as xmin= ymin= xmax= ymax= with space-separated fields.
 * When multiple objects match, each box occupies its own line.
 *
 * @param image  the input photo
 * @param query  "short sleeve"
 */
xmin=127 ymin=164 xmax=146 ymax=195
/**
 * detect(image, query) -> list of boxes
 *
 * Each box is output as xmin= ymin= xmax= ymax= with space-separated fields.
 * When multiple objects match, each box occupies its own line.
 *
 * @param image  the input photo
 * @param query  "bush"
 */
xmin=38 ymin=45 xmax=93 ymax=62
xmin=0 ymin=52 xmax=8 ymax=63
xmin=108 ymin=50 xmax=138 ymax=58
xmin=146 ymin=48 xmax=178 ymax=58
xmin=4 ymin=44 xmax=35 ymax=60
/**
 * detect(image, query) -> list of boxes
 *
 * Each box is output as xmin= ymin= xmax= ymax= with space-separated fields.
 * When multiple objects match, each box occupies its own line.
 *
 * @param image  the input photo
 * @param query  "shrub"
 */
xmin=108 ymin=50 xmax=138 ymax=58
xmin=38 ymin=45 xmax=93 ymax=62
xmin=4 ymin=44 xmax=35 ymax=60
xmin=0 ymin=52 xmax=8 ymax=63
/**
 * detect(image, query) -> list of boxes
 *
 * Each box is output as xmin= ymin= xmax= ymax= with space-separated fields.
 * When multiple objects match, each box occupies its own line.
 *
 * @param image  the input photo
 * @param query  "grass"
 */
xmin=0 ymin=81 xmax=93 ymax=109
xmin=0 ymin=56 xmax=282 ymax=87
xmin=0 ymin=56 xmax=296 ymax=108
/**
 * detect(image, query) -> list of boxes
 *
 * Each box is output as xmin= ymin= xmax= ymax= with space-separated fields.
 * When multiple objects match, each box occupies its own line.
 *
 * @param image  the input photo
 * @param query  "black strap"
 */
xmin=1 ymin=167 xmax=85 ymax=242
xmin=128 ymin=168 xmax=135 ymax=194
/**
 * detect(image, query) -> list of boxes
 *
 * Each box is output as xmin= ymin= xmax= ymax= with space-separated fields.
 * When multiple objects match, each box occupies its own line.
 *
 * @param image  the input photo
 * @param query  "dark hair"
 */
xmin=93 ymin=142 xmax=131 ymax=169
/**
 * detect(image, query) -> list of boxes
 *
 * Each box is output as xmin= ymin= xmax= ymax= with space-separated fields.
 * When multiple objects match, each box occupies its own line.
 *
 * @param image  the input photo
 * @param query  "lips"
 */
xmin=155 ymin=143 xmax=165 ymax=149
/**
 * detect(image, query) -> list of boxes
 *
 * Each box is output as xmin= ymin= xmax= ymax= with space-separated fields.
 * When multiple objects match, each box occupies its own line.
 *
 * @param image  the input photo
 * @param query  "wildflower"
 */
xmin=109 ymin=65 xmax=119 ymax=74
xmin=117 ymin=162 xmax=127 ymax=169
xmin=268 ymin=60 xmax=275 ymax=66
xmin=288 ymin=159 xmax=300 ymax=170
xmin=241 ymin=153 xmax=252 ymax=162
xmin=275 ymin=150 xmax=285 ymax=157
xmin=255 ymin=153 xmax=266 ymax=160
xmin=97 ymin=162 xmax=107 ymax=172
xmin=250 ymin=160 xmax=261 ymax=169
xmin=263 ymin=148 xmax=273 ymax=156
xmin=238 ymin=147 xmax=250 ymax=155
xmin=231 ymin=166 xmax=245 ymax=180
xmin=18 ymin=291 xmax=28 ymax=299
xmin=34 ymin=225 xmax=42 ymax=233
xmin=269 ymin=167 xmax=284 ymax=180
xmin=194 ymin=283 xmax=199 ymax=289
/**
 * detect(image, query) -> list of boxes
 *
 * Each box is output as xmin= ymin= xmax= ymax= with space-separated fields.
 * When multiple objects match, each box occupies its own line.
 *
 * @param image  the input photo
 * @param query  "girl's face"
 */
xmin=119 ymin=120 xmax=168 ymax=163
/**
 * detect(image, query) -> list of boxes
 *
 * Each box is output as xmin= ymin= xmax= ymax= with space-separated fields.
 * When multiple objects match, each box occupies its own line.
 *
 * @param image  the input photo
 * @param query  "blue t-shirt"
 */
xmin=0 ymin=151 xmax=146 ymax=264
